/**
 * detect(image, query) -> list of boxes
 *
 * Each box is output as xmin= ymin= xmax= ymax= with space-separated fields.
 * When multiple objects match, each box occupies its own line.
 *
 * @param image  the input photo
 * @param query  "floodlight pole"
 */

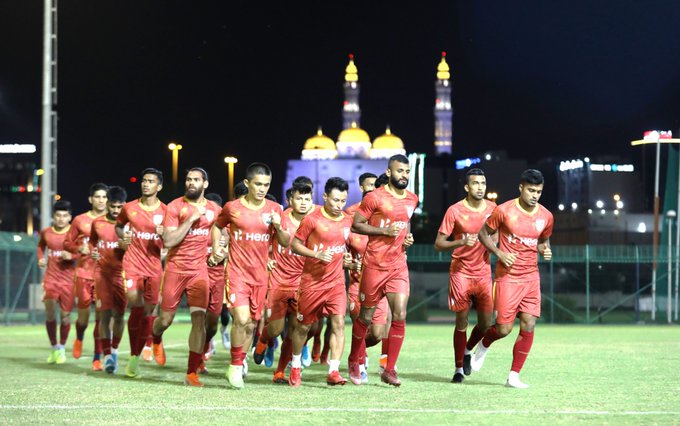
xmin=40 ymin=0 xmax=58 ymax=230
xmin=651 ymin=137 xmax=660 ymax=321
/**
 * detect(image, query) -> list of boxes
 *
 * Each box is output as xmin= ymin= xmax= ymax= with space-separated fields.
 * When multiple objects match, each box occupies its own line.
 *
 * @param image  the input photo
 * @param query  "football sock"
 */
xmin=46 ymin=320 xmax=57 ymax=346
xmin=454 ymin=328 xmax=467 ymax=368
xmin=94 ymin=319 xmax=102 ymax=355
xmin=230 ymin=346 xmax=243 ymax=366
xmin=76 ymin=322 xmax=86 ymax=341
xmin=328 ymin=359 xmax=340 ymax=373
xmin=481 ymin=325 xmax=502 ymax=348
xmin=277 ymin=336 xmax=292 ymax=372
xmin=466 ymin=324 xmax=485 ymax=351
xmin=291 ymin=354 xmax=302 ymax=368
xmin=348 ymin=319 xmax=369 ymax=363
xmin=59 ymin=322 xmax=70 ymax=346
xmin=187 ymin=351 xmax=202 ymax=374
xmin=127 ymin=307 xmax=144 ymax=355
xmin=386 ymin=320 xmax=405 ymax=371
xmin=511 ymin=330 xmax=534 ymax=373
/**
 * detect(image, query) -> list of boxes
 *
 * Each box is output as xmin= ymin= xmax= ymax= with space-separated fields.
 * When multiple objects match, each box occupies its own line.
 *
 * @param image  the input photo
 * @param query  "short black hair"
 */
xmin=233 ymin=181 xmax=248 ymax=199
xmin=324 ymin=177 xmax=349 ymax=194
xmin=205 ymin=192 xmax=223 ymax=206
xmin=285 ymin=187 xmax=294 ymax=201
xmin=520 ymin=169 xmax=544 ymax=185
xmin=246 ymin=162 xmax=272 ymax=180
xmin=107 ymin=186 xmax=127 ymax=203
xmin=465 ymin=168 xmax=485 ymax=183
xmin=388 ymin=154 xmax=409 ymax=168
xmin=265 ymin=193 xmax=278 ymax=203
xmin=291 ymin=182 xmax=312 ymax=195
xmin=141 ymin=168 xmax=164 ymax=184
xmin=89 ymin=183 xmax=108 ymax=196
xmin=358 ymin=172 xmax=377 ymax=186
xmin=375 ymin=173 xmax=389 ymax=188
xmin=187 ymin=167 xmax=209 ymax=181
xmin=293 ymin=175 xmax=313 ymax=189
xmin=53 ymin=200 xmax=72 ymax=213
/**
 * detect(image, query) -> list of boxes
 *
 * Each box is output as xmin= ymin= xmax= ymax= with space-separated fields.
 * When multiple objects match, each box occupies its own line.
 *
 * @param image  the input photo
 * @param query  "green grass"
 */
xmin=1 ymin=323 xmax=679 ymax=425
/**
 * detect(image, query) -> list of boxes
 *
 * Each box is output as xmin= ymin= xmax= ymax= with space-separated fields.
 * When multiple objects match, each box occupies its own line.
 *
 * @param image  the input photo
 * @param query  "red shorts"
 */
xmin=160 ymin=269 xmax=209 ymax=312
xmin=493 ymin=279 xmax=541 ymax=324
xmin=448 ymin=273 xmax=493 ymax=313
xmin=226 ymin=279 xmax=267 ymax=321
xmin=348 ymin=282 xmax=389 ymax=325
xmin=94 ymin=270 xmax=127 ymax=312
xmin=297 ymin=283 xmax=346 ymax=325
xmin=360 ymin=265 xmax=409 ymax=307
xmin=207 ymin=265 xmax=225 ymax=315
xmin=43 ymin=281 xmax=75 ymax=313
xmin=75 ymin=277 xmax=96 ymax=309
xmin=266 ymin=288 xmax=297 ymax=321
xmin=123 ymin=273 xmax=161 ymax=305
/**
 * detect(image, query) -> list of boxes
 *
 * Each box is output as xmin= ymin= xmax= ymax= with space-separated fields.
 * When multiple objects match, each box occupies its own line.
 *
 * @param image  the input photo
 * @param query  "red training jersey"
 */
xmin=38 ymin=226 xmax=76 ymax=287
xmin=485 ymin=199 xmax=554 ymax=281
xmin=295 ymin=208 xmax=352 ymax=291
xmin=64 ymin=211 xmax=101 ymax=280
xmin=345 ymin=201 xmax=361 ymax=217
xmin=357 ymin=186 xmax=419 ymax=270
xmin=117 ymin=198 xmax=166 ymax=277
xmin=89 ymin=216 xmax=125 ymax=275
xmin=214 ymin=198 xmax=283 ymax=287
xmin=438 ymin=199 xmax=496 ymax=277
xmin=347 ymin=231 xmax=368 ymax=287
xmin=164 ymin=197 xmax=222 ymax=273
xmin=270 ymin=208 xmax=306 ymax=291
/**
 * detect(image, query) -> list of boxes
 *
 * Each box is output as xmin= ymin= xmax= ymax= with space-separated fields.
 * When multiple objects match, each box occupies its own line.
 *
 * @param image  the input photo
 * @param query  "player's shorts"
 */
xmin=359 ymin=264 xmax=409 ymax=308
xmin=94 ymin=270 xmax=127 ymax=312
xmin=297 ymin=283 xmax=346 ymax=325
xmin=266 ymin=288 xmax=297 ymax=321
xmin=348 ymin=282 xmax=389 ymax=325
xmin=75 ymin=277 xmax=96 ymax=309
xmin=207 ymin=265 xmax=225 ymax=315
xmin=448 ymin=273 xmax=493 ymax=313
xmin=42 ymin=281 xmax=75 ymax=313
xmin=493 ymin=279 xmax=541 ymax=324
xmin=226 ymin=279 xmax=267 ymax=321
xmin=122 ymin=273 xmax=161 ymax=305
xmin=160 ymin=269 xmax=209 ymax=312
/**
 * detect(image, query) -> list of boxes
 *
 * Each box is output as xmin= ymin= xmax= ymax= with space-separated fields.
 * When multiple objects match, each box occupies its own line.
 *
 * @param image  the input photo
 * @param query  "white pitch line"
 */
xmin=0 ymin=405 xmax=678 ymax=416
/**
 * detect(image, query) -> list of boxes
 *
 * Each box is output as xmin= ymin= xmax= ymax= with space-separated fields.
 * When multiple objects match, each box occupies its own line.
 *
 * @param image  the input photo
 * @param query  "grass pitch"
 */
xmin=1 ymin=323 xmax=679 ymax=425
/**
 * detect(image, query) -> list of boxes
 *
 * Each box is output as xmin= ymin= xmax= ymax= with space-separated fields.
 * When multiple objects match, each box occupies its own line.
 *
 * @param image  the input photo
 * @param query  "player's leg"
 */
xmin=152 ymin=271 xmax=185 ymax=366
xmin=273 ymin=313 xmax=296 ymax=383
xmin=506 ymin=312 xmax=536 ymax=389
xmin=99 ymin=308 xmax=115 ymax=373
xmin=73 ymin=277 xmax=92 ymax=360
xmin=382 ymin=290 xmax=408 ymax=386
xmin=451 ymin=309 xmax=469 ymax=383
xmin=379 ymin=307 xmax=392 ymax=374
xmin=141 ymin=277 xmax=161 ymax=362
xmin=184 ymin=276 xmax=210 ymax=387
xmin=465 ymin=308 xmax=493 ymax=375
xmin=125 ymin=277 xmax=145 ymax=361
xmin=320 ymin=318 xmax=331 ymax=364
xmin=326 ymin=313 xmax=347 ymax=385
xmin=220 ymin=303 xmax=231 ymax=349
xmin=44 ymin=297 xmax=60 ymax=363
xmin=227 ymin=305 xmax=252 ymax=389
xmin=289 ymin=318 xmax=311 ymax=387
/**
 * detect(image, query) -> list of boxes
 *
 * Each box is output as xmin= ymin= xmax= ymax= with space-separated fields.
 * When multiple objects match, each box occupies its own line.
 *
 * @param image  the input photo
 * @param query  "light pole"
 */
xmin=224 ymin=156 xmax=238 ymax=200
xmin=168 ymin=142 xmax=183 ymax=186
xmin=667 ymin=210 xmax=676 ymax=324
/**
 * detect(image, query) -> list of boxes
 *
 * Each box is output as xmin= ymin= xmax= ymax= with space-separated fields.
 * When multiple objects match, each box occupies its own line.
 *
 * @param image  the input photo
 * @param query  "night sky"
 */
xmin=2 ymin=1 xmax=680 ymax=212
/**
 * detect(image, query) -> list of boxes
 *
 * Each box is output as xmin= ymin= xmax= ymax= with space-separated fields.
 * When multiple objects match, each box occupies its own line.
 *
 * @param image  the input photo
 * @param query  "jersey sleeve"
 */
xmin=63 ymin=218 xmax=80 ymax=253
xmin=163 ymin=201 xmax=180 ymax=228
xmin=268 ymin=202 xmax=284 ymax=238
xmin=485 ymin=205 xmax=504 ymax=232
xmin=37 ymin=230 xmax=47 ymax=258
xmin=89 ymin=223 xmax=99 ymax=250
xmin=116 ymin=204 xmax=130 ymax=226
xmin=214 ymin=202 xmax=232 ymax=229
xmin=540 ymin=213 xmax=554 ymax=240
xmin=356 ymin=191 xmax=378 ymax=221
xmin=294 ymin=214 xmax=315 ymax=245
xmin=438 ymin=205 xmax=456 ymax=236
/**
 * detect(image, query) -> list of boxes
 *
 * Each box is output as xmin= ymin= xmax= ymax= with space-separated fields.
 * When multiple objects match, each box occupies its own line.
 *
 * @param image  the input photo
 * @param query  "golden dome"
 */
xmin=437 ymin=51 xmax=450 ymax=80
xmin=373 ymin=126 xmax=404 ymax=150
xmin=304 ymin=128 xmax=336 ymax=150
xmin=345 ymin=54 xmax=358 ymax=83
xmin=337 ymin=122 xmax=370 ymax=143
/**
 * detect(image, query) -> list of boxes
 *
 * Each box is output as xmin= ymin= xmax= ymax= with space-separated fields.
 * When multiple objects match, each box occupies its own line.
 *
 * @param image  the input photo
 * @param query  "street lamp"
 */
xmin=168 ymin=142 xmax=183 ymax=185
xmin=224 ymin=156 xmax=238 ymax=200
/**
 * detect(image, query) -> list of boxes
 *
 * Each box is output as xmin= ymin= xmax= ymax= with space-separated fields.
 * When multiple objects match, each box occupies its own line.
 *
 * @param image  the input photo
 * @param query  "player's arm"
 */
xmin=434 ymin=232 xmax=474 ymax=252
xmin=290 ymin=237 xmax=332 ymax=263
xmin=163 ymin=207 xmax=201 ymax=248
xmin=479 ymin=224 xmax=516 ymax=268
xmin=351 ymin=212 xmax=400 ymax=237
xmin=270 ymin=211 xmax=291 ymax=247
xmin=37 ymin=232 xmax=47 ymax=268
xmin=88 ymin=227 xmax=100 ymax=261
xmin=538 ymin=237 xmax=552 ymax=260
xmin=62 ymin=220 xmax=81 ymax=254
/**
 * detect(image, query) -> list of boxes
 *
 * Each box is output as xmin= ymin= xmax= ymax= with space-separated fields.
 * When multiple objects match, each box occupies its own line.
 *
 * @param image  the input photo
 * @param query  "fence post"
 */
xmin=4 ymin=250 xmax=10 ymax=326
xmin=585 ymin=244 xmax=590 ymax=324
xmin=549 ymin=258 xmax=554 ymax=323
xmin=635 ymin=245 xmax=640 ymax=323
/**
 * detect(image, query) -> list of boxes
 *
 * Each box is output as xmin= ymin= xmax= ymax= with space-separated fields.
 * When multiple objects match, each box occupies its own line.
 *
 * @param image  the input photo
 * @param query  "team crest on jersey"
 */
xmin=130 ymin=211 xmax=138 ymax=217
xmin=406 ymin=206 xmax=414 ymax=218
xmin=266 ymin=308 xmax=272 ymax=318
xmin=535 ymin=219 xmax=546 ymax=232
xmin=205 ymin=210 xmax=214 ymax=222
xmin=297 ymin=312 xmax=304 ymax=322
xmin=261 ymin=213 xmax=272 ymax=225
xmin=126 ymin=279 xmax=134 ymax=289
xmin=360 ymin=293 xmax=365 ymax=302
xmin=349 ymin=302 xmax=355 ymax=311
xmin=95 ymin=299 xmax=102 ymax=309
xmin=153 ymin=214 xmax=164 ymax=225
xmin=230 ymin=293 xmax=236 ymax=304
xmin=343 ymin=227 xmax=350 ymax=240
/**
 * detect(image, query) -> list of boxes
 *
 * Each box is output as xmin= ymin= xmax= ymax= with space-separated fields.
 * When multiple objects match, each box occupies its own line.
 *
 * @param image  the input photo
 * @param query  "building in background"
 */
xmin=0 ymin=144 xmax=42 ymax=234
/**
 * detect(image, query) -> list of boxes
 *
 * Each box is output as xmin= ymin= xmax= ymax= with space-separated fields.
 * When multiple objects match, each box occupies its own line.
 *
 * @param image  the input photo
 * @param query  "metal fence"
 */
xmin=2 ymin=230 xmax=677 ymax=325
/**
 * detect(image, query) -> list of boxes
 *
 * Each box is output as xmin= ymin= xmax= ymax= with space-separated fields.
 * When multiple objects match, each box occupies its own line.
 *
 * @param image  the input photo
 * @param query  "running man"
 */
xmin=210 ymin=162 xmax=287 ymax=389
xmin=115 ymin=168 xmax=167 ymax=377
xmin=289 ymin=177 xmax=353 ymax=387
xmin=434 ymin=168 xmax=496 ymax=383
xmin=345 ymin=172 xmax=377 ymax=217
xmin=471 ymin=169 xmax=554 ymax=388
xmin=347 ymin=154 xmax=418 ymax=387
xmin=89 ymin=186 xmax=128 ymax=374
xmin=38 ymin=200 xmax=76 ymax=364
xmin=64 ymin=182 xmax=108 ymax=370
xmin=152 ymin=167 xmax=222 ymax=387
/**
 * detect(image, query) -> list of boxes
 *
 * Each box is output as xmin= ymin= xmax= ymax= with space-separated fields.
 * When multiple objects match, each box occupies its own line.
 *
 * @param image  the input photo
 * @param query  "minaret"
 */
xmin=342 ymin=54 xmax=361 ymax=129
xmin=434 ymin=51 xmax=453 ymax=155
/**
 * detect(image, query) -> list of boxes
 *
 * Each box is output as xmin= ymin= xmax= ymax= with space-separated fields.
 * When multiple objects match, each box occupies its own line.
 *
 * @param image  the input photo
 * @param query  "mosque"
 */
xmin=281 ymin=53 xmax=452 ymax=207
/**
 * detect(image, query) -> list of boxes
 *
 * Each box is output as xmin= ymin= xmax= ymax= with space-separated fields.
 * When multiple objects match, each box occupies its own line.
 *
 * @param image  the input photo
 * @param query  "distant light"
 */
xmin=36 ymin=169 xmax=45 ymax=176
xmin=559 ymin=159 xmax=584 ymax=172
xmin=27 ymin=185 xmax=34 ymax=192
xmin=129 ymin=177 xmax=137 ymax=183
xmin=613 ymin=194 xmax=620 ymax=201
xmin=616 ymin=200 xmax=624 ymax=209
xmin=558 ymin=204 xmax=565 ymax=211
xmin=637 ymin=222 xmax=647 ymax=233
xmin=484 ymin=153 xmax=492 ymax=161
xmin=600 ymin=209 xmax=606 ymax=215
xmin=571 ymin=202 xmax=578 ymax=210
xmin=455 ymin=157 xmax=481 ymax=170
xmin=588 ymin=209 xmax=593 ymax=214
xmin=0 ymin=144 xmax=36 ymax=154
xmin=584 ymin=157 xmax=590 ymax=163
xmin=13 ymin=235 xmax=22 ymax=242
xmin=224 ymin=156 xmax=238 ymax=164
xmin=590 ymin=163 xmax=634 ymax=172
xmin=614 ymin=210 xmax=619 ymax=215
xmin=54 ymin=194 xmax=61 ymax=201
xmin=487 ymin=192 xmax=498 ymax=201
xmin=596 ymin=200 xmax=604 ymax=208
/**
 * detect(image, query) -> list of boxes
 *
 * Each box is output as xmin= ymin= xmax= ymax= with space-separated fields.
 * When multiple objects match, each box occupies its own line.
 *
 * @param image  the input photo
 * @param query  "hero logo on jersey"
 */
xmin=205 ymin=210 xmax=215 ymax=222
xmin=406 ymin=206 xmax=414 ymax=218
xmin=343 ymin=227 xmax=350 ymax=240
xmin=535 ymin=219 xmax=546 ymax=232
xmin=261 ymin=213 xmax=272 ymax=225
